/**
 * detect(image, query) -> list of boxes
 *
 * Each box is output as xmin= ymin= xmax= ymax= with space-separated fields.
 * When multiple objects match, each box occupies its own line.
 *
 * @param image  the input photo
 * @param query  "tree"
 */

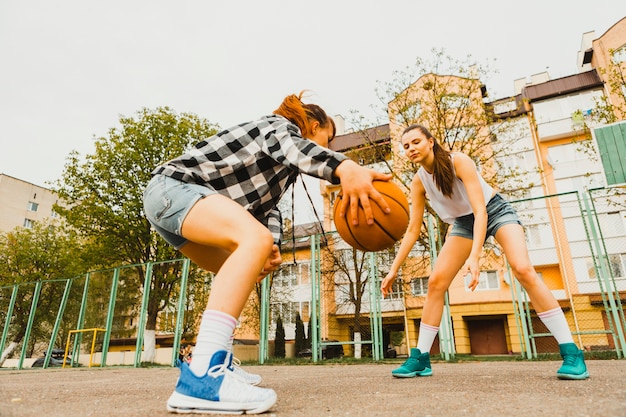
xmin=294 ymin=312 xmax=305 ymax=356
xmin=306 ymin=315 xmax=312 ymax=349
xmin=323 ymin=244 xmax=371 ymax=346
xmin=0 ymin=221 xmax=88 ymax=364
xmin=274 ymin=316 xmax=285 ymax=358
xmin=53 ymin=107 xmax=219 ymax=362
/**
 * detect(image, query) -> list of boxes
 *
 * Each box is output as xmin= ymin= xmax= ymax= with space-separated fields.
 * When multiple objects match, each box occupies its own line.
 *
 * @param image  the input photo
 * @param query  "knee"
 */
xmin=426 ymin=274 xmax=449 ymax=295
xmin=242 ymin=224 xmax=275 ymax=256
xmin=510 ymin=262 xmax=538 ymax=285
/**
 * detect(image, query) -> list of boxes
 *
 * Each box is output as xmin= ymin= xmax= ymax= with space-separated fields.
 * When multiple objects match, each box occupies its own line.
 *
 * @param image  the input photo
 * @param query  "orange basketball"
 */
xmin=333 ymin=180 xmax=410 ymax=252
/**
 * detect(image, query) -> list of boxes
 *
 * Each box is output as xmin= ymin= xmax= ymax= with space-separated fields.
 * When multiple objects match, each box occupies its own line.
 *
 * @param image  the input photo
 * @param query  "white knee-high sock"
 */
xmin=189 ymin=310 xmax=237 ymax=377
xmin=538 ymin=307 xmax=575 ymax=345
xmin=226 ymin=319 xmax=239 ymax=353
xmin=416 ymin=323 xmax=439 ymax=353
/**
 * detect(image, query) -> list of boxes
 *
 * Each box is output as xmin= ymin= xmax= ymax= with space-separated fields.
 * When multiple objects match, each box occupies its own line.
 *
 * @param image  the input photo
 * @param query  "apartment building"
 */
xmin=0 ymin=174 xmax=61 ymax=232
xmin=257 ymin=17 xmax=626 ymax=358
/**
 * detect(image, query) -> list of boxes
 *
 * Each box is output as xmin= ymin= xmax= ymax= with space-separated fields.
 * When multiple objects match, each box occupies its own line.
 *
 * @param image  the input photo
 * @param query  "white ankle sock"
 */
xmin=189 ymin=310 xmax=237 ymax=377
xmin=416 ymin=323 xmax=439 ymax=353
xmin=538 ymin=307 xmax=574 ymax=345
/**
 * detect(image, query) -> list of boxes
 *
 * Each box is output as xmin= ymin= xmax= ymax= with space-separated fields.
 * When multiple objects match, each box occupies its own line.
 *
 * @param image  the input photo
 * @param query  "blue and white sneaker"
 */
xmin=231 ymin=356 xmax=263 ymax=386
xmin=166 ymin=350 xmax=276 ymax=414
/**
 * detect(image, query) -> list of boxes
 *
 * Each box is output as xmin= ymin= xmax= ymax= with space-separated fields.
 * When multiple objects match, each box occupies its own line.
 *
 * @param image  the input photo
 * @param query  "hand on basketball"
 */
xmin=258 ymin=244 xmax=282 ymax=282
xmin=335 ymin=160 xmax=392 ymax=225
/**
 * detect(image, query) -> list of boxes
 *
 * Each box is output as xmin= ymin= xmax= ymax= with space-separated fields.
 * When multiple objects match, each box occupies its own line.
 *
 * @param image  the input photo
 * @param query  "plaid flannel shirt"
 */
xmin=152 ymin=114 xmax=348 ymax=245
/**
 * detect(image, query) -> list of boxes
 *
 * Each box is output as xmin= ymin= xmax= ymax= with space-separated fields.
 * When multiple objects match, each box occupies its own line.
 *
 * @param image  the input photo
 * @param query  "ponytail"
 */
xmin=274 ymin=91 xmax=336 ymax=140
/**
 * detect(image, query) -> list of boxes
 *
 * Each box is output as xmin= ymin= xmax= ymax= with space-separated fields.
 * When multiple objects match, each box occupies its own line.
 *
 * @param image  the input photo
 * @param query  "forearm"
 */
xmin=389 ymin=221 xmax=422 ymax=275
xmin=470 ymin=212 xmax=487 ymax=259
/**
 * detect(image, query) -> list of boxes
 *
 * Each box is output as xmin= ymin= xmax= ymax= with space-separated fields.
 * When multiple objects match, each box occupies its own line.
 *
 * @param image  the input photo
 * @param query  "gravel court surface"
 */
xmin=1 ymin=360 xmax=625 ymax=417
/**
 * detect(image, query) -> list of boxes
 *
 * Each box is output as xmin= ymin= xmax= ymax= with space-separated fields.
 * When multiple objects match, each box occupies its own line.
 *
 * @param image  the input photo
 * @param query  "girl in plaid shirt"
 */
xmin=143 ymin=92 xmax=391 ymax=414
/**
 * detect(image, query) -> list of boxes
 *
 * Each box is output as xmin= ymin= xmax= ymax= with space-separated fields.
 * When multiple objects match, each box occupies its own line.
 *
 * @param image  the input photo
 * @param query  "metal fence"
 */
xmin=1 ymin=187 xmax=625 ymax=369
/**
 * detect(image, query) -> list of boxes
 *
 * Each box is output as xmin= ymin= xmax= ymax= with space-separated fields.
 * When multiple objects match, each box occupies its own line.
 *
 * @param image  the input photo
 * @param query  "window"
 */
xmin=464 ymin=270 xmax=499 ymax=291
xmin=270 ymin=301 xmax=299 ymax=324
xmin=23 ymin=219 xmax=34 ymax=229
xmin=27 ymin=201 xmax=39 ymax=212
xmin=411 ymin=277 xmax=429 ymax=296
xmin=612 ymin=45 xmax=626 ymax=64
xmin=592 ymin=122 xmax=626 ymax=186
xmin=586 ymin=254 xmax=626 ymax=279
xmin=444 ymin=126 xmax=476 ymax=148
xmin=493 ymin=99 xmax=517 ymax=114
xmin=598 ymin=212 xmax=626 ymax=238
xmin=525 ymin=224 xmax=542 ymax=247
xmin=442 ymin=94 xmax=470 ymax=109
xmin=383 ymin=277 xmax=404 ymax=299
xmin=394 ymin=102 xmax=422 ymax=126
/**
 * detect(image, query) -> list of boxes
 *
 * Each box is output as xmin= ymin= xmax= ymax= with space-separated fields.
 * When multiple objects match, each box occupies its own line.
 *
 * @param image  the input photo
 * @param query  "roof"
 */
xmin=522 ymin=69 xmax=604 ymax=101
xmin=330 ymin=124 xmax=390 ymax=152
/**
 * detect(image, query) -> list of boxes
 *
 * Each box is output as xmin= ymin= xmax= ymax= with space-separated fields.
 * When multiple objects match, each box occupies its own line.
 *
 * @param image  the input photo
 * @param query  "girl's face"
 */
xmin=401 ymin=128 xmax=434 ymax=164
xmin=306 ymin=121 xmax=335 ymax=148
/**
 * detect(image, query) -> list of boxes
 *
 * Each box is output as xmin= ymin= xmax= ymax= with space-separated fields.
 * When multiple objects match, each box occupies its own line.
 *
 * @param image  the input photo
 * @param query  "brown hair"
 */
xmin=273 ymin=91 xmax=336 ymax=141
xmin=403 ymin=124 xmax=455 ymax=197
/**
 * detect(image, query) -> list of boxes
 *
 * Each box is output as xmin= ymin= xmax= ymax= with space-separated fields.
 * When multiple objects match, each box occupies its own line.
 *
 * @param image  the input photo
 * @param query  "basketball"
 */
xmin=333 ymin=180 xmax=410 ymax=252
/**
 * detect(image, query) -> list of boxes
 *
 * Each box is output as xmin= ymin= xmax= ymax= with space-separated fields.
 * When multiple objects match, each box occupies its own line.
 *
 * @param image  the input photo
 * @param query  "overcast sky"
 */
xmin=0 ymin=1 xmax=623 ymax=196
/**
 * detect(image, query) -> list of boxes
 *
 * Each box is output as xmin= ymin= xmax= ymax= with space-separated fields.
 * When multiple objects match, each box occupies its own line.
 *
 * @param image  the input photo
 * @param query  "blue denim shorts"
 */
xmin=449 ymin=194 xmax=522 ymax=240
xmin=142 ymin=174 xmax=217 ymax=249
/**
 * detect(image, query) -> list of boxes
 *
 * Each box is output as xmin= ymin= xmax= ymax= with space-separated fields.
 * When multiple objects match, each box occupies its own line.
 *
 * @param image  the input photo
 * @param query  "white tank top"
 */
xmin=416 ymin=153 xmax=493 ymax=224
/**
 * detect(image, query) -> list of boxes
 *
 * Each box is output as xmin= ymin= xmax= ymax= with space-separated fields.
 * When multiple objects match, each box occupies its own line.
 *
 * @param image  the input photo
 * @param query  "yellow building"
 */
xmin=0 ymin=174 xmax=61 ymax=232
xmin=237 ymin=18 xmax=626 ymax=359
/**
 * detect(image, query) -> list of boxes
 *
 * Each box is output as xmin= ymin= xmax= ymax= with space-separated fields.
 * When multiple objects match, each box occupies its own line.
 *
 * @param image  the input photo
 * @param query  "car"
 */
xmin=31 ymin=348 xmax=73 ymax=367
xmin=298 ymin=340 xmax=344 ymax=359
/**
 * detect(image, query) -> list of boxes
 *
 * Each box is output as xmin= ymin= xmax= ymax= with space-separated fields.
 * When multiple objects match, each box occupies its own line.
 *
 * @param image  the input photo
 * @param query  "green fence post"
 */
xmin=0 ymin=285 xmax=19 ymax=362
xmin=101 ymin=268 xmax=120 ymax=367
xmin=427 ymin=214 xmax=454 ymax=360
xmin=509 ymin=266 xmax=533 ymax=359
xmin=369 ymin=251 xmax=383 ymax=360
xmin=43 ymin=279 xmax=73 ymax=368
xmin=71 ymin=273 xmax=91 ymax=365
xmin=135 ymin=262 xmax=153 ymax=367
xmin=310 ymin=234 xmax=320 ymax=363
xmin=259 ymin=272 xmax=270 ymax=364
xmin=172 ymin=258 xmax=190 ymax=366
xmin=581 ymin=190 xmax=626 ymax=357
xmin=18 ymin=281 xmax=42 ymax=369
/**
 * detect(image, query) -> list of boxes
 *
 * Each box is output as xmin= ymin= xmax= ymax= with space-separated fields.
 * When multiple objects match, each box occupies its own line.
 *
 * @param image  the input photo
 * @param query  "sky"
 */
xmin=0 ymin=1 xmax=624 ymax=221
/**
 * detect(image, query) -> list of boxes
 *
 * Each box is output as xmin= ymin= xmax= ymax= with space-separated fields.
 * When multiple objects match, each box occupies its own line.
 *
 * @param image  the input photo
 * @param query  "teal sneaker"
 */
xmin=392 ymin=348 xmax=433 ymax=378
xmin=556 ymin=343 xmax=589 ymax=380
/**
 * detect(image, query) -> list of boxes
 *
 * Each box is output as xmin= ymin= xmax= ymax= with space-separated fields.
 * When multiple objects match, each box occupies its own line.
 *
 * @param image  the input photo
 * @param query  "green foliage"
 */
xmin=0 ymin=220 xmax=89 ymax=354
xmin=306 ymin=315 xmax=312 ymax=349
xmin=52 ymin=107 xmax=219 ymax=333
xmin=274 ymin=316 xmax=285 ymax=358
xmin=54 ymin=107 xmax=219 ymax=268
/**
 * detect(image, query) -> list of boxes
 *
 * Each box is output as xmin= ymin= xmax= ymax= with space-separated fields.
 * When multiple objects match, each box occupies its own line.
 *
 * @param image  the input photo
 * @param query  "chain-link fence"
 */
xmin=2 ymin=187 xmax=625 ymax=368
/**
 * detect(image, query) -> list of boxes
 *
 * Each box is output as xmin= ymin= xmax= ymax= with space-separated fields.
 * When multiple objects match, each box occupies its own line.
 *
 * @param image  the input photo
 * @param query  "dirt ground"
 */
xmin=1 ymin=359 xmax=625 ymax=417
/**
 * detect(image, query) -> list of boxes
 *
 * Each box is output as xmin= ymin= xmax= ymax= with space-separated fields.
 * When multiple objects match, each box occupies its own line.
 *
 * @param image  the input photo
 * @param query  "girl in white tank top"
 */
xmin=380 ymin=124 xmax=588 ymax=381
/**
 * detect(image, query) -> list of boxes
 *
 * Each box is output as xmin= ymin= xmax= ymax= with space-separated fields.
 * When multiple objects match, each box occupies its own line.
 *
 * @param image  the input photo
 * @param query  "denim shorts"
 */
xmin=142 ymin=174 xmax=217 ymax=249
xmin=449 ymin=194 xmax=522 ymax=240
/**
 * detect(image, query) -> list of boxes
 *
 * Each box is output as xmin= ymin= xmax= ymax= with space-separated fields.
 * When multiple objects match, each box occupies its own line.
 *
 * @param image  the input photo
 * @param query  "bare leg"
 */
xmin=179 ymin=194 xmax=275 ymax=317
xmin=421 ymin=236 xmax=473 ymax=325
xmin=494 ymin=223 xmax=559 ymax=312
